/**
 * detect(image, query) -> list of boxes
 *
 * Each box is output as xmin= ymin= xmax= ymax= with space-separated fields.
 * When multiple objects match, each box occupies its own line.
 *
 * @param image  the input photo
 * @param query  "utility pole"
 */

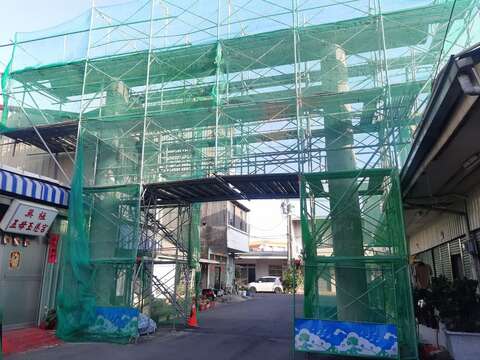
xmin=282 ymin=200 xmax=293 ymax=265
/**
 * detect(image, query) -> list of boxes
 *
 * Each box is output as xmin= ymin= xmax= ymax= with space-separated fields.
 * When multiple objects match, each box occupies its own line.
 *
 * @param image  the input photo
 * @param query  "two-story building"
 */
xmin=236 ymin=216 xmax=303 ymax=286
xmin=199 ymin=200 xmax=250 ymax=292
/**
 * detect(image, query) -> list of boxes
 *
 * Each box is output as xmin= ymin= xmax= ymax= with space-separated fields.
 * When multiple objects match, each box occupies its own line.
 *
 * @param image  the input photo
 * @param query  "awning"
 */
xmin=401 ymin=43 xmax=480 ymax=198
xmin=199 ymin=258 xmax=220 ymax=265
xmin=237 ymin=251 xmax=288 ymax=260
xmin=0 ymin=167 xmax=69 ymax=208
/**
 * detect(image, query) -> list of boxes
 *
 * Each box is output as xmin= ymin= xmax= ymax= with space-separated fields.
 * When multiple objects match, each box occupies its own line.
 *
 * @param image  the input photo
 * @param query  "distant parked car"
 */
xmin=248 ymin=276 xmax=283 ymax=294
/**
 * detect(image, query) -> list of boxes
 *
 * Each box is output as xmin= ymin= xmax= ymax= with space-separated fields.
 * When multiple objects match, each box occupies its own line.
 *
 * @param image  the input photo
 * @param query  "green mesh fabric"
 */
xmin=55 ymin=135 xmax=92 ymax=341
xmin=190 ymin=203 xmax=202 ymax=303
xmin=300 ymin=169 xmax=417 ymax=359
xmin=56 ymin=129 xmax=141 ymax=342
xmin=189 ymin=204 xmax=201 ymax=270
xmin=0 ymin=35 xmax=15 ymax=129
xmin=1 ymin=0 xmax=480 ymax=353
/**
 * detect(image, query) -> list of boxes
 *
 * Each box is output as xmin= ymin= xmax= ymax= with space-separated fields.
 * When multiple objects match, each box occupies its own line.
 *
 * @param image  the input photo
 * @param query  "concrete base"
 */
xmin=418 ymin=324 xmax=447 ymax=349
xmin=445 ymin=330 xmax=480 ymax=360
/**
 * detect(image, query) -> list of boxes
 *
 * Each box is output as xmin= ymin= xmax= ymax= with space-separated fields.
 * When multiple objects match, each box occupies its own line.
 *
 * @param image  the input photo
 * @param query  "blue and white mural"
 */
xmin=87 ymin=307 xmax=139 ymax=340
xmin=294 ymin=319 xmax=398 ymax=358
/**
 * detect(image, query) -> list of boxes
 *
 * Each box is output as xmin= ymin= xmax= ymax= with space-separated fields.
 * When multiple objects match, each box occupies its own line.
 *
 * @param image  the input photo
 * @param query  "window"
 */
xmin=241 ymin=210 xmax=247 ymax=232
xmin=415 ymin=238 xmax=473 ymax=282
xmin=228 ymin=205 xmax=234 ymax=227
xmin=269 ymin=265 xmax=283 ymax=277
xmin=228 ymin=203 xmax=248 ymax=232
xmin=234 ymin=205 xmax=241 ymax=229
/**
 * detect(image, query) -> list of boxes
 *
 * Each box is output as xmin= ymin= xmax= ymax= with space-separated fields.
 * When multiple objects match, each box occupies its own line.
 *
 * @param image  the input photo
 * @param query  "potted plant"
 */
xmin=238 ymin=285 xmax=248 ymax=297
xmin=430 ymin=276 xmax=480 ymax=360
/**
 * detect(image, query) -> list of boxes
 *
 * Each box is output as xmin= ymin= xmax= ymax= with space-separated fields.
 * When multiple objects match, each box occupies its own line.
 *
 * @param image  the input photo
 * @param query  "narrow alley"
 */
xmin=9 ymin=295 xmax=294 ymax=360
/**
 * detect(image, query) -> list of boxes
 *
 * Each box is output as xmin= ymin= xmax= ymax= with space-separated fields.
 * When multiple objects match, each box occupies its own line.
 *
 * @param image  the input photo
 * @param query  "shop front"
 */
xmin=0 ymin=166 xmax=68 ymax=330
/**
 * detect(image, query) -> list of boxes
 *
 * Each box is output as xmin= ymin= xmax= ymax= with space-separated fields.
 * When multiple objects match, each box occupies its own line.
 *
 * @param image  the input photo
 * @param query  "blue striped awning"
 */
xmin=0 ymin=168 xmax=69 ymax=207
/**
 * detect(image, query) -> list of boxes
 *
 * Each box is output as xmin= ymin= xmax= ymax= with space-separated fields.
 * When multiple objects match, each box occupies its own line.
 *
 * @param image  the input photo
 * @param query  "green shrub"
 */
xmin=430 ymin=276 xmax=480 ymax=332
xmin=282 ymin=266 xmax=303 ymax=294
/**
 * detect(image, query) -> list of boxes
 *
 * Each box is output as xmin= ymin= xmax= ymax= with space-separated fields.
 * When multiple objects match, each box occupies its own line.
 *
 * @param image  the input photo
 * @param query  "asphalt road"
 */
xmin=10 ymin=294 xmax=302 ymax=360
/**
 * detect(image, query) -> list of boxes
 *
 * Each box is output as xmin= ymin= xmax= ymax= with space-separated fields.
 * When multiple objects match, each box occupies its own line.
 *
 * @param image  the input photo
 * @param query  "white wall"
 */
xmin=227 ymin=226 xmax=249 ymax=253
xmin=409 ymin=212 xmax=467 ymax=255
xmin=409 ymin=183 xmax=480 ymax=256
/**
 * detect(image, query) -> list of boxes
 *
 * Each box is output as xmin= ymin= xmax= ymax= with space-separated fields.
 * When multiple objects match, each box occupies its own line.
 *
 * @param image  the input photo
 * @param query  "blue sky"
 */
xmin=0 ymin=0 xmax=127 ymax=66
xmin=0 ymin=0 xmax=430 ymax=67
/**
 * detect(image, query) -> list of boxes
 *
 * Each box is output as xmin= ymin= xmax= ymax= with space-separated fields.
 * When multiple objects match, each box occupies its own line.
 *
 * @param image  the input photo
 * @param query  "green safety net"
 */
xmin=190 ymin=203 xmax=202 ymax=304
xmin=1 ymin=0 xmax=480 ymax=353
xmin=299 ymin=169 xmax=417 ymax=359
xmin=56 ymin=127 xmax=142 ymax=342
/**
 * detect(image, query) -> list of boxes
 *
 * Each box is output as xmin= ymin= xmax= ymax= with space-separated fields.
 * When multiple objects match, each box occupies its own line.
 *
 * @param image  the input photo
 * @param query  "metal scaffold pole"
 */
xmin=1 ymin=0 xmax=478 ymax=356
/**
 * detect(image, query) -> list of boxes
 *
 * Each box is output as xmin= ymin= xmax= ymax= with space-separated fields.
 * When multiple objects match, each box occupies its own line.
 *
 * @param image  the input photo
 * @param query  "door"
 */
xmin=0 ymin=235 xmax=48 ymax=328
xmin=214 ymin=266 xmax=221 ymax=289
xmin=247 ymin=266 xmax=256 ymax=283
xmin=451 ymin=254 xmax=464 ymax=280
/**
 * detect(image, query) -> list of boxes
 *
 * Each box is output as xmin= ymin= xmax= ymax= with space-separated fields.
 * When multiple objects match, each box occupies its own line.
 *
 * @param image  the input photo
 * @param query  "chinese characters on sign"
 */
xmin=0 ymin=200 xmax=58 ymax=236
xmin=48 ymin=234 xmax=60 ymax=264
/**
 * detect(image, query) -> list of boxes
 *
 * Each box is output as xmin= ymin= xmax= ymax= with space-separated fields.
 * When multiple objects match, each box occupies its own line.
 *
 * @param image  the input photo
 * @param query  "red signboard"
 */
xmin=48 ymin=233 xmax=60 ymax=264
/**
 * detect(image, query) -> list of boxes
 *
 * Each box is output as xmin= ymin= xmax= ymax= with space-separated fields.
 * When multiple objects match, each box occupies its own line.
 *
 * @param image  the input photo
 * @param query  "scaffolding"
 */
xmin=135 ymin=202 xmax=197 ymax=326
xmin=298 ymin=168 xmax=417 ymax=358
xmin=1 ymin=0 xmax=480 ymax=357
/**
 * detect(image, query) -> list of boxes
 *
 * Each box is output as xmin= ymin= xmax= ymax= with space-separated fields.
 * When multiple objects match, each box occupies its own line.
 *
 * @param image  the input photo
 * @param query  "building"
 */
xmin=236 ymin=216 xmax=302 ymax=285
xmin=402 ymin=43 xmax=480 ymax=282
xmin=199 ymin=200 xmax=249 ymax=291
xmin=0 ymin=164 xmax=69 ymax=329
xmin=0 ymin=106 xmax=73 ymax=330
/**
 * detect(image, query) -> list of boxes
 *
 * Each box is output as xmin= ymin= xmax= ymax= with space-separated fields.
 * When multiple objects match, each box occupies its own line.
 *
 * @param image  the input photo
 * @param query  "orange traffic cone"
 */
xmin=187 ymin=300 xmax=199 ymax=328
